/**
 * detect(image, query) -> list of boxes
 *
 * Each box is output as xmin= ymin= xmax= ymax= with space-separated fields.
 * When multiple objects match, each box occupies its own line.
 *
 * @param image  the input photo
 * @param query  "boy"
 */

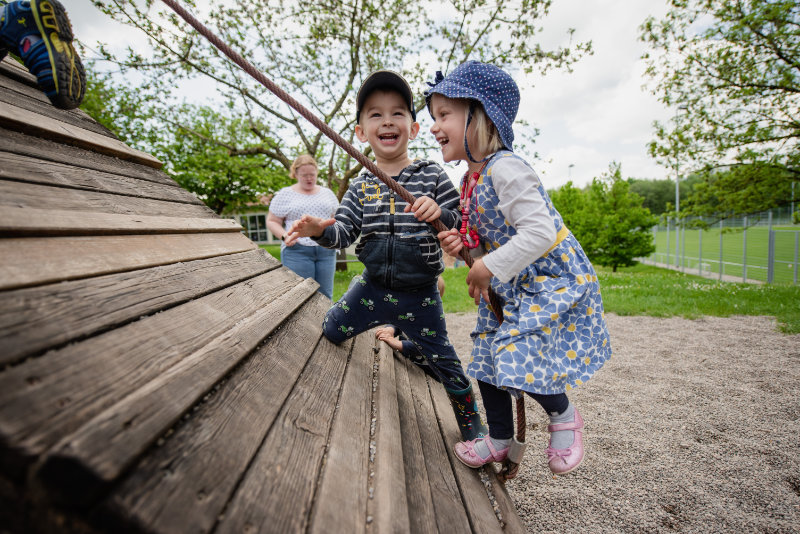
xmin=286 ymin=70 xmax=485 ymax=441
xmin=0 ymin=0 xmax=85 ymax=109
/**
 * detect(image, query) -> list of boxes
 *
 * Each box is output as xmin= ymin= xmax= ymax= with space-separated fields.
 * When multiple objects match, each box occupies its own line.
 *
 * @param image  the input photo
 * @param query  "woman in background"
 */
xmin=267 ymin=154 xmax=339 ymax=299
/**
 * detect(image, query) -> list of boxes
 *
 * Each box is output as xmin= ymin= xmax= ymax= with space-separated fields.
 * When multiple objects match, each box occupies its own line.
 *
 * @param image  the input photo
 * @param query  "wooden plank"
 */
xmin=0 ymin=56 xmax=36 ymax=86
xmin=428 ymin=380 xmax=507 ymax=533
xmin=0 ymin=126 xmax=178 ymax=187
xmin=0 ymin=180 xmax=216 ymax=219
xmin=369 ymin=342 xmax=410 ymax=534
xmin=0 ymin=207 xmax=242 ymax=236
xmin=0 ymin=267 xmax=306 ymax=477
xmin=0 ymin=151 xmax=205 ymax=204
xmin=0 ymin=248 xmax=279 ymax=365
xmin=0 ymin=100 xmax=162 ymax=168
xmin=36 ymin=278 xmax=320 ymax=506
xmin=408 ymin=363 xmax=475 ymax=533
xmin=214 ymin=312 xmax=354 ymax=534
xmin=308 ymin=332 xmax=374 ymax=534
xmin=0 ymin=75 xmax=117 ymax=139
xmin=484 ymin=469 xmax=527 ymax=534
xmin=95 ymin=293 xmax=334 ymax=534
xmin=0 ymin=232 xmax=256 ymax=290
xmin=394 ymin=356 xmax=438 ymax=532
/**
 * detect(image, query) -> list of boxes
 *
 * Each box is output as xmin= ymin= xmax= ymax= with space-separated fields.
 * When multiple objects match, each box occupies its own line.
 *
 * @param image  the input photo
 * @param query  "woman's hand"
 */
xmin=466 ymin=258 xmax=494 ymax=306
xmin=437 ymin=228 xmax=464 ymax=258
xmin=405 ymin=196 xmax=441 ymax=222
xmin=284 ymin=215 xmax=335 ymax=246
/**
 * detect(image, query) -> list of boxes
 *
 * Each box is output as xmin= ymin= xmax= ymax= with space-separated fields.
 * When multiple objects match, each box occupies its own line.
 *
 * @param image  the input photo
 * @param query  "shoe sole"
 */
xmin=31 ymin=0 xmax=85 ymax=109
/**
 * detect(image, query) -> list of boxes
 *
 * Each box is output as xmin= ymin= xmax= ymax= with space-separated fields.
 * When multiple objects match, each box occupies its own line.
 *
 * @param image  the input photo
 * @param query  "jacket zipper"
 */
xmin=386 ymin=191 xmax=395 ymax=287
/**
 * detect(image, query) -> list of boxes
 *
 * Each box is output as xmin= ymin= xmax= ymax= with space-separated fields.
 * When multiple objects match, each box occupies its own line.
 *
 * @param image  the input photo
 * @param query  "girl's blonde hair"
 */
xmin=290 ymin=154 xmax=318 ymax=179
xmin=468 ymin=103 xmax=504 ymax=155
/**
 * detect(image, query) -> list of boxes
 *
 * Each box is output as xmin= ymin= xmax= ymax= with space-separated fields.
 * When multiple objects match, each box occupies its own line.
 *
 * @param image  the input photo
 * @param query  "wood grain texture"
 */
xmin=36 ymin=278 xmax=320 ymax=506
xmin=369 ymin=343 xmax=410 ymax=534
xmin=96 ymin=293 xmax=333 ymax=534
xmin=0 ymin=151 xmax=204 ymax=204
xmin=0 ymin=126 xmax=177 ymax=186
xmin=0 ymin=268 xmax=305 ymax=473
xmin=0 ymin=207 xmax=242 ymax=236
xmin=308 ymin=331 xmax=374 ymax=534
xmin=428 ymin=381 xmax=505 ymax=533
xmin=408 ymin=364 xmax=474 ymax=533
xmin=0 ymin=232 xmax=256 ymax=290
xmin=0 ymin=179 xmax=216 ymax=219
xmin=0 ymin=75 xmax=116 ymax=138
xmin=0 ymin=249 xmax=278 ymax=364
xmin=215 ymin=318 xmax=354 ymax=534
xmin=0 ymin=101 xmax=162 ymax=168
xmin=394 ymin=356 xmax=438 ymax=533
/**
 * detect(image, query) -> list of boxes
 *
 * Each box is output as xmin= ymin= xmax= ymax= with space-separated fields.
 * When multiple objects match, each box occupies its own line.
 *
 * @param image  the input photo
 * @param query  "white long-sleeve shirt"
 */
xmin=480 ymin=157 xmax=558 ymax=283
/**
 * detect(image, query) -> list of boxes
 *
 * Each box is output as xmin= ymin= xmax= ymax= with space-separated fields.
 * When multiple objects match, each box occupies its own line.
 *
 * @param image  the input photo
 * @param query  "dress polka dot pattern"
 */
xmin=270 ymin=187 xmax=339 ymax=247
xmin=468 ymin=152 xmax=612 ymax=395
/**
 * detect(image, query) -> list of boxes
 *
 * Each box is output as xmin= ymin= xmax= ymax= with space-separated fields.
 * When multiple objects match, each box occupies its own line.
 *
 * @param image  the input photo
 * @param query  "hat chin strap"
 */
xmin=464 ymin=103 xmax=489 ymax=164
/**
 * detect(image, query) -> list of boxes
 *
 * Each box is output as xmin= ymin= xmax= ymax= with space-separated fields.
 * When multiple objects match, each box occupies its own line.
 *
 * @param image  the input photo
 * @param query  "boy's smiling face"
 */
xmin=355 ymin=90 xmax=419 ymax=165
xmin=429 ymin=93 xmax=471 ymax=163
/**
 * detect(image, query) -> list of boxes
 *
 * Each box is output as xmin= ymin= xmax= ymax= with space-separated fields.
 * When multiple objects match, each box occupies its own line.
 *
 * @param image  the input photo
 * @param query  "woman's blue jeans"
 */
xmin=280 ymin=244 xmax=336 ymax=299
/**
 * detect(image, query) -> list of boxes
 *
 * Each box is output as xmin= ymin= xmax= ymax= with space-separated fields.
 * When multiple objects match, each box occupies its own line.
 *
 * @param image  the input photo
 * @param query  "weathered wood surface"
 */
xmin=0 ymin=232 xmax=256 ymax=290
xmin=0 ymin=206 xmax=241 ymax=235
xmin=0 ymin=58 xmax=525 ymax=534
xmin=0 ymin=126 xmax=177 ymax=186
xmin=0 ymin=179 xmax=216 ymax=219
xmin=0 ymin=100 xmax=162 ymax=168
xmin=1 ymin=151 xmax=205 ymax=204
xmin=0 ymin=248 xmax=278 ymax=364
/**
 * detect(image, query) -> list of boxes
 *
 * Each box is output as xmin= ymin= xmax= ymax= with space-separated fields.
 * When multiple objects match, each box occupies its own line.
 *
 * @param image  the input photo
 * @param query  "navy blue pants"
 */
xmin=323 ymin=275 xmax=470 ymax=391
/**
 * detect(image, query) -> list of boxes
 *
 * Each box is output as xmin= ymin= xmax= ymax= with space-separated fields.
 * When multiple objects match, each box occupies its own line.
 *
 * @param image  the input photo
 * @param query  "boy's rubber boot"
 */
xmin=0 ymin=0 xmax=85 ymax=109
xmin=445 ymin=385 xmax=488 ymax=441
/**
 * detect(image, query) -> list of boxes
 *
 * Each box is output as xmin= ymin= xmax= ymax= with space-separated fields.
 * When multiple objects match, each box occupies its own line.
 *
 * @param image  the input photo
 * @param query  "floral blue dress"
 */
xmin=468 ymin=152 xmax=612 ymax=395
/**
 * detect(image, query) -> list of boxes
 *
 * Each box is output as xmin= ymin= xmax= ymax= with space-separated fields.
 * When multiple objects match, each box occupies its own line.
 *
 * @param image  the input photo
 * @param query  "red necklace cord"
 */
xmin=459 ymin=161 xmax=489 ymax=249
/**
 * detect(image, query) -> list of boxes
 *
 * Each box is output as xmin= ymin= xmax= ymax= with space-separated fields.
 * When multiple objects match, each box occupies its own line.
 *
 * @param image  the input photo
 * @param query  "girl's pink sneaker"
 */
xmin=546 ymin=407 xmax=585 ymax=474
xmin=454 ymin=437 xmax=509 ymax=468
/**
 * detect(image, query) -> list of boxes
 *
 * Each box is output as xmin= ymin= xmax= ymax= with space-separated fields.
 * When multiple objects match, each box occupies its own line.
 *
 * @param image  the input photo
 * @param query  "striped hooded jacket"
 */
xmin=314 ymin=159 xmax=460 ymax=290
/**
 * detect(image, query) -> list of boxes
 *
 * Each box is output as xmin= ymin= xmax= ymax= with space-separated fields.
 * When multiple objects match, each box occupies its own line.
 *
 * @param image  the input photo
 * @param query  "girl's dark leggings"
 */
xmin=478 ymin=380 xmax=569 ymax=440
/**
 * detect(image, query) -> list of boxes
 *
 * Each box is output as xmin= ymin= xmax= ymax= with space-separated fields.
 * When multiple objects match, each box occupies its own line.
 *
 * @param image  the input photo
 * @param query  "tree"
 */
xmin=81 ymin=68 xmax=292 ymax=214
xmin=91 ymin=0 xmax=591 ymax=198
xmin=641 ymin=0 xmax=799 ymax=218
xmin=551 ymin=164 xmax=657 ymax=272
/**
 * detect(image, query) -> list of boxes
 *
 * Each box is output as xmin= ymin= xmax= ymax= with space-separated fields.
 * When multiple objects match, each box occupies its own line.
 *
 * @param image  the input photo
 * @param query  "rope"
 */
xmin=160 ymin=0 xmax=524 ymax=464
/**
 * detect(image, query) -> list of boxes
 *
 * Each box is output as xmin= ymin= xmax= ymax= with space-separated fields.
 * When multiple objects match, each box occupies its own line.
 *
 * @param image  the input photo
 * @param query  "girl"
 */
xmin=426 ymin=61 xmax=611 ymax=475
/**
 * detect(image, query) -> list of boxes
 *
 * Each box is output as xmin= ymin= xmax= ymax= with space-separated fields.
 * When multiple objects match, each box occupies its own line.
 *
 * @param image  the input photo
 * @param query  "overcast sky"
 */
xmin=69 ymin=0 xmax=674 ymax=189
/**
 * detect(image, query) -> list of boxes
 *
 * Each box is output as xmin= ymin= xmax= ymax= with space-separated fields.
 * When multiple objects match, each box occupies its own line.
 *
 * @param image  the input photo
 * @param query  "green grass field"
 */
xmin=650 ymin=225 xmax=800 ymax=284
xmin=260 ymin=244 xmax=800 ymax=333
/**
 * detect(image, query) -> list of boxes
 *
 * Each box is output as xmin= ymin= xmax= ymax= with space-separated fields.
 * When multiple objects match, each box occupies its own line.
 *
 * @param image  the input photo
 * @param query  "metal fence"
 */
xmin=640 ymin=207 xmax=799 ymax=285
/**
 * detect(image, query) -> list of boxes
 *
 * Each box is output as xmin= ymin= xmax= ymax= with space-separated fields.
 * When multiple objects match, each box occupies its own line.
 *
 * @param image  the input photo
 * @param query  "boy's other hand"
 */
xmin=437 ymin=228 xmax=464 ymax=258
xmin=466 ymin=258 xmax=494 ymax=306
xmin=405 ymin=195 xmax=441 ymax=222
xmin=376 ymin=328 xmax=403 ymax=351
xmin=284 ymin=215 xmax=335 ymax=246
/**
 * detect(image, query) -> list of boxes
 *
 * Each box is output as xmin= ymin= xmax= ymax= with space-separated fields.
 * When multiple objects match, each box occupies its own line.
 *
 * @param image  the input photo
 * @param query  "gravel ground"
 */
xmin=445 ymin=312 xmax=800 ymax=534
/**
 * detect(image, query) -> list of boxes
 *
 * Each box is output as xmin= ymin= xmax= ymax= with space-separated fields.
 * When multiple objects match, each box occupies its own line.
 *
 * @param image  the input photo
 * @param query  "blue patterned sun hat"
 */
xmin=425 ymin=61 xmax=520 ymax=151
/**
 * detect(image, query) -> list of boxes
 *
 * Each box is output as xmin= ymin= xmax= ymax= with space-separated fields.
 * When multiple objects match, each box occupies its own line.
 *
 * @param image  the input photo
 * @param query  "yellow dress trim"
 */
xmin=544 ymin=226 xmax=570 ymax=255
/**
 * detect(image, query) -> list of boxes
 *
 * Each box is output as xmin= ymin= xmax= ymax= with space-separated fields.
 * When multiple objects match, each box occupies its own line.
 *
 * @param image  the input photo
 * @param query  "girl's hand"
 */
xmin=466 ymin=258 xmax=494 ymax=306
xmin=437 ymin=228 xmax=463 ymax=258
xmin=405 ymin=196 xmax=441 ymax=222
xmin=284 ymin=215 xmax=335 ymax=246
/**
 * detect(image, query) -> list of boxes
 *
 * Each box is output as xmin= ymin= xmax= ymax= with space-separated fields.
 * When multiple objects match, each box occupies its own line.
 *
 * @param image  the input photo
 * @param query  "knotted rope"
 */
xmin=161 ymin=0 xmax=525 ymax=480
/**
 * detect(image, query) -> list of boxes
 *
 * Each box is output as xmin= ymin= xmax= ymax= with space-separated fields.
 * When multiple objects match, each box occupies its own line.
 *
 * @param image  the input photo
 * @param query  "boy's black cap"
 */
xmin=356 ymin=70 xmax=416 ymax=123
